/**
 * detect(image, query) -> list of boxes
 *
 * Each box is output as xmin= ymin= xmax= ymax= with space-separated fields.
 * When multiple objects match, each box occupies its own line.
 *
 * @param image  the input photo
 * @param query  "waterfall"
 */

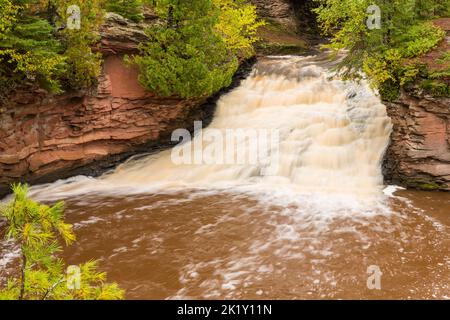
xmin=31 ymin=54 xmax=393 ymax=198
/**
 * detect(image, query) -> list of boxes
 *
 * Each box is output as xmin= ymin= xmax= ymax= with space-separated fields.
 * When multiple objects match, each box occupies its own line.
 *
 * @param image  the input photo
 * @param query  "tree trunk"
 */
xmin=19 ymin=250 xmax=26 ymax=300
xmin=167 ymin=5 xmax=174 ymax=28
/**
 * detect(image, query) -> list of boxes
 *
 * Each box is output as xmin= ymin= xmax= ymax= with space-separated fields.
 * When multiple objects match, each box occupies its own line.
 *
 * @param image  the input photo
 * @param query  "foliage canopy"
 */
xmin=314 ymin=0 xmax=448 ymax=100
xmin=1 ymin=0 xmax=263 ymax=101
xmin=130 ymin=0 xmax=263 ymax=98
xmin=0 ymin=0 xmax=104 ymax=99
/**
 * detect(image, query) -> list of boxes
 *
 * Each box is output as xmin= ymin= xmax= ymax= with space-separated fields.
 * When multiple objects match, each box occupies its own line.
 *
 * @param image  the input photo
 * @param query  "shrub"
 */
xmin=0 ymin=1 xmax=67 ymax=94
xmin=314 ymin=0 xmax=447 ymax=100
xmin=0 ymin=0 xmax=105 ymax=101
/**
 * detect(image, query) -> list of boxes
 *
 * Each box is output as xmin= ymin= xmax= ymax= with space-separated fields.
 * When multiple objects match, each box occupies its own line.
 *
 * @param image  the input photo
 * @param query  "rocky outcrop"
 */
xmin=250 ymin=0 xmax=298 ymax=31
xmin=0 ymin=55 xmax=206 ymax=197
xmin=383 ymin=91 xmax=450 ymax=191
xmin=252 ymin=0 xmax=320 ymax=55
xmin=383 ymin=18 xmax=450 ymax=191
xmin=99 ymin=12 xmax=156 ymax=55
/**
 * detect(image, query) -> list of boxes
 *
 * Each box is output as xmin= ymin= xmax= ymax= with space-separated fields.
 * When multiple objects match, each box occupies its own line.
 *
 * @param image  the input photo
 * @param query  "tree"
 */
xmin=214 ymin=0 xmax=264 ymax=59
xmin=0 ymin=184 xmax=124 ymax=300
xmin=314 ymin=0 xmax=447 ymax=100
xmin=0 ymin=0 xmax=105 ymax=101
xmin=130 ymin=0 xmax=262 ymax=98
xmin=131 ymin=0 xmax=239 ymax=98
xmin=0 ymin=0 xmax=67 ymax=95
xmin=55 ymin=0 xmax=105 ymax=89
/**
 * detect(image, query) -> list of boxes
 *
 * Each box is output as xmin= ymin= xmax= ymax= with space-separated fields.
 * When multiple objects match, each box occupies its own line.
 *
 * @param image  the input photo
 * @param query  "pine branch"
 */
xmin=42 ymin=277 xmax=64 ymax=300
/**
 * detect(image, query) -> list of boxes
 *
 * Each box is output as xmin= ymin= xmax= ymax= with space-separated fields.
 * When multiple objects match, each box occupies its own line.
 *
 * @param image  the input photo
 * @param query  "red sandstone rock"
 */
xmin=383 ymin=92 xmax=450 ymax=190
xmin=0 ymin=56 xmax=204 ymax=195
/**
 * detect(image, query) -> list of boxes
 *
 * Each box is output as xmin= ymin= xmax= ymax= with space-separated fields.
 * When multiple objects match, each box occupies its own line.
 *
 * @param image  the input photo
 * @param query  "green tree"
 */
xmin=131 ymin=0 xmax=263 ymax=98
xmin=106 ymin=0 xmax=144 ymax=22
xmin=214 ymin=0 xmax=265 ymax=59
xmin=0 ymin=184 xmax=124 ymax=300
xmin=131 ymin=0 xmax=239 ymax=98
xmin=0 ymin=0 xmax=67 ymax=95
xmin=55 ymin=0 xmax=105 ymax=89
xmin=0 ymin=0 xmax=105 ymax=101
xmin=314 ymin=0 xmax=447 ymax=99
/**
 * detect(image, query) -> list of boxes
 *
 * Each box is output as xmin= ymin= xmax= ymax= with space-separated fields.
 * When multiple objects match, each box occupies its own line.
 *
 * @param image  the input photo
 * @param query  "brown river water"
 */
xmin=1 ymin=55 xmax=449 ymax=299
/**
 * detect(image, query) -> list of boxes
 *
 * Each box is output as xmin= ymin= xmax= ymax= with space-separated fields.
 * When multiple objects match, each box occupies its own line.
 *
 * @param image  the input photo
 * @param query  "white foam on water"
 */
xmin=383 ymin=185 xmax=406 ymax=197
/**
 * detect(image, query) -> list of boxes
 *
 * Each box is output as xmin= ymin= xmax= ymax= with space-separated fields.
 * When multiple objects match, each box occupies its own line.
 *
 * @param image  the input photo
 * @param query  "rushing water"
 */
xmin=1 ymin=55 xmax=449 ymax=299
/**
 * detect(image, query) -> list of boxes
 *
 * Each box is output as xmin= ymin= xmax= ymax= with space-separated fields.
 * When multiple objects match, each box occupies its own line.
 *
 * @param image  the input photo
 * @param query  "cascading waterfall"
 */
xmin=32 ymin=54 xmax=392 ymax=198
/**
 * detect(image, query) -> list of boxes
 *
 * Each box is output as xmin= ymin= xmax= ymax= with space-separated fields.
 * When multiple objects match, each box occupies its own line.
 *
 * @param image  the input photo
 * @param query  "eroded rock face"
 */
xmin=0 ymin=56 xmax=205 ymax=196
xmin=250 ymin=0 xmax=298 ymax=31
xmin=383 ymin=91 xmax=450 ymax=191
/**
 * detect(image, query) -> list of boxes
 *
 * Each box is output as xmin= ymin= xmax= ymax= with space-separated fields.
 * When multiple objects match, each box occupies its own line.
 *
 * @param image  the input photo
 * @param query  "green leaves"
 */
xmin=0 ymin=0 xmax=104 ymax=101
xmin=0 ymin=183 xmax=124 ymax=300
xmin=214 ymin=0 xmax=264 ymax=58
xmin=55 ymin=0 xmax=105 ymax=90
xmin=0 ymin=4 xmax=67 ymax=94
xmin=314 ymin=0 xmax=448 ymax=100
xmin=3 ymin=184 xmax=76 ymax=249
xmin=1 ymin=0 xmax=262 ymax=100
xmin=130 ymin=0 xmax=259 ymax=99
xmin=397 ymin=22 xmax=445 ymax=58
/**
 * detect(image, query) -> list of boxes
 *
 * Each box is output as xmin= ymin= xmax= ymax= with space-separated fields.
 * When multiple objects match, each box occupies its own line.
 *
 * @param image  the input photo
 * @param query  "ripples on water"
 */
xmin=3 ymin=189 xmax=445 ymax=299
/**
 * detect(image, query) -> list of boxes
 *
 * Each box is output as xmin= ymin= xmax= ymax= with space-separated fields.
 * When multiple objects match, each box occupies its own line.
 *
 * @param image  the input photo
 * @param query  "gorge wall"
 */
xmin=250 ymin=0 xmax=299 ymax=31
xmin=0 ymin=57 xmax=207 ymax=197
xmin=383 ymin=89 xmax=450 ymax=191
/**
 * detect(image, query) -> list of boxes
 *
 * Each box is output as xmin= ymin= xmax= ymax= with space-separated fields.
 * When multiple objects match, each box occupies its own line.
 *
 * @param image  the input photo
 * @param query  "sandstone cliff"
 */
xmin=383 ymin=90 xmax=450 ymax=191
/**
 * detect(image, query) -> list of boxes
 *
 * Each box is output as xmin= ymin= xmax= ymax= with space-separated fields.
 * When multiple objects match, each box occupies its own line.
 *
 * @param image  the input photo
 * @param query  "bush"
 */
xmin=131 ymin=0 xmax=235 ymax=98
xmin=314 ymin=0 xmax=447 ymax=100
xmin=0 ymin=1 xmax=67 ymax=94
xmin=55 ymin=0 xmax=105 ymax=90
xmin=214 ymin=0 xmax=264 ymax=59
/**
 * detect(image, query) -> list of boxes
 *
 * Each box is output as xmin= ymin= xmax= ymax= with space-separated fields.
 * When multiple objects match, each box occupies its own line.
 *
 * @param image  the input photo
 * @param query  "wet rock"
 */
xmin=383 ymin=91 xmax=450 ymax=191
xmin=250 ymin=0 xmax=298 ymax=31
